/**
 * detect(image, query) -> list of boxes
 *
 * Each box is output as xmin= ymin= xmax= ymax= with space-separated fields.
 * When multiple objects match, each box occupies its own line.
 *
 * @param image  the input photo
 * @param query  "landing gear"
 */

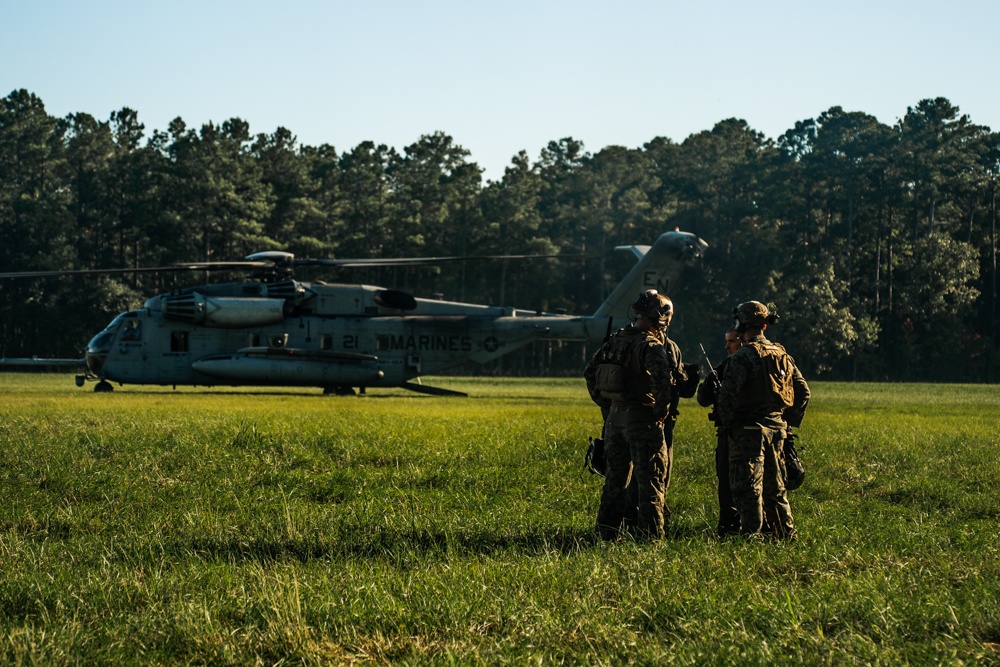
xmin=323 ymin=385 xmax=356 ymax=396
xmin=94 ymin=380 xmax=114 ymax=393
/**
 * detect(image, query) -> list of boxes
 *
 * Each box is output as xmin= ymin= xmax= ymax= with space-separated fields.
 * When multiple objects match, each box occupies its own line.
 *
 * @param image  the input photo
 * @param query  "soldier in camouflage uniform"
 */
xmin=584 ymin=290 xmax=697 ymax=540
xmin=696 ymin=327 xmax=743 ymax=536
xmin=717 ymin=301 xmax=810 ymax=540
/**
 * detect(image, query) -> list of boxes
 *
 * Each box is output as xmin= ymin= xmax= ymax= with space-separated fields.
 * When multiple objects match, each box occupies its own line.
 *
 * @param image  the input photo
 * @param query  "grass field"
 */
xmin=1 ymin=374 xmax=998 ymax=665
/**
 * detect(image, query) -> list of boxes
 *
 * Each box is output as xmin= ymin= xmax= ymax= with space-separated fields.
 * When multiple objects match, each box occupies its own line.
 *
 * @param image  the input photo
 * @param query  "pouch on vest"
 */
xmin=757 ymin=343 xmax=795 ymax=409
xmin=595 ymin=363 xmax=627 ymax=401
xmin=594 ymin=335 xmax=633 ymax=401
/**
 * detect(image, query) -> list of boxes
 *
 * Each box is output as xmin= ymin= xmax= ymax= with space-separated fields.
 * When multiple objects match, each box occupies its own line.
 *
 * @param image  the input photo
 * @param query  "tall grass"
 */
xmin=1 ymin=374 xmax=998 ymax=664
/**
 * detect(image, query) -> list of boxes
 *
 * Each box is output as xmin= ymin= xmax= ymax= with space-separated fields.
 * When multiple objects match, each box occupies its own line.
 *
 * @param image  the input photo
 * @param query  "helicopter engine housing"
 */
xmin=160 ymin=293 xmax=289 ymax=328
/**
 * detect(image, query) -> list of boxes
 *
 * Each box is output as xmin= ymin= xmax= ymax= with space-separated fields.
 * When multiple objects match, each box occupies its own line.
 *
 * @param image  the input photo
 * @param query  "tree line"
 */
xmin=2 ymin=88 xmax=998 ymax=381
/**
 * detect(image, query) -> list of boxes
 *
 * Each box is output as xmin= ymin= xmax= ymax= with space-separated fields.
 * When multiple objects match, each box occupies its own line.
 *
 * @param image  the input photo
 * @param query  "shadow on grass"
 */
xmin=163 ymin=521 xmax=712 ymax=565
xmin=104 ymin=388 xmax=569 ymax=403
xmin=172 ymin=525 xmax=597 ymax=564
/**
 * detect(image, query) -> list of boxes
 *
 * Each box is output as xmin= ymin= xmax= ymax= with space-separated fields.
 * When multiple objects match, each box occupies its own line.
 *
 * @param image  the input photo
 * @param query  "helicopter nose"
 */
xmin=85 ymin=351 xmax=105 ymax=375
xmin=85 ymin=331 xmax=114 ymax=374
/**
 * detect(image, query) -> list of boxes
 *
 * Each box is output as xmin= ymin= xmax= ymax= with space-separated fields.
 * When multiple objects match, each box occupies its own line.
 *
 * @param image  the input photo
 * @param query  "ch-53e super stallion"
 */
xmin=0 ymin=230 xmax=706 ymax=396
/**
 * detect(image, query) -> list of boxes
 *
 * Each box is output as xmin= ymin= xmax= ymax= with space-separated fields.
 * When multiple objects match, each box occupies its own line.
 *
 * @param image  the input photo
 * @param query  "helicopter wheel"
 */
xmin=323 ymin=386 xmax=356 ymax=396
xmin=94 ymin=380 xmax=114 ymax=393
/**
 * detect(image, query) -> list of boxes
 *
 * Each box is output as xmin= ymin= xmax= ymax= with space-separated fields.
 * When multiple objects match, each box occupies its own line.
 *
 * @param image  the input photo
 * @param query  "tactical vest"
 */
xmin=593 ymin=329 xmax=655 ymax=404
xmin=734 ymin=341 xmax=795 ymax=412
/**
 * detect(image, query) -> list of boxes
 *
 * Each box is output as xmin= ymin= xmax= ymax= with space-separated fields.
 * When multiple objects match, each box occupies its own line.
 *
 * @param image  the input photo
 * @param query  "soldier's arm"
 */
xmin=696 ymin=377 xmax=718 ymax=407
xmin=583 ymin=349 xmax=609 ymax=408
xmin=670 ymin=342 xmax=686 ymax=383
xmin=696 ymin=359 xmax=725 ymax=407
xmin=644 ymin=341 xmax=674 ymax=420
xmin=785 ymin=362 xmax=810 ymax=427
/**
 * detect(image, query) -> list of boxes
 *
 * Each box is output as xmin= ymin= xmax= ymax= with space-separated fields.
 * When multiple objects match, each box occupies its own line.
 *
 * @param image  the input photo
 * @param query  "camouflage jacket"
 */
xmin=717 ymin=334 xmax=810 ymax=429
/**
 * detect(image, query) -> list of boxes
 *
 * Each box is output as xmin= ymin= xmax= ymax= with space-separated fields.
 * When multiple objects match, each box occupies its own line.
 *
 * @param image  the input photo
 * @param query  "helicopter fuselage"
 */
xmin=71 ymin=229 xmax=707 ymax=393
xmin=84 ymin=281 xmax=604 ymax=391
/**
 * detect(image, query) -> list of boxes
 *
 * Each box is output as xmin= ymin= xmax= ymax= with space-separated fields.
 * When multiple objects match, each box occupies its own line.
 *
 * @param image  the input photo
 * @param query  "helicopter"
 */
xmin=0 ymin=230 xmax=706 ymax=395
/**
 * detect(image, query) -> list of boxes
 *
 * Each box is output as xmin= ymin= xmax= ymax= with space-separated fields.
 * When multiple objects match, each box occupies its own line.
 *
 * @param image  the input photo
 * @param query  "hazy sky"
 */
xmin=4 ymin=0 xmax=998 ymax=181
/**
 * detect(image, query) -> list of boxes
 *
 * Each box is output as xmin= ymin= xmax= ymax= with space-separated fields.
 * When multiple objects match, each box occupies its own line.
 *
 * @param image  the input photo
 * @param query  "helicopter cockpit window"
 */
xmin=87 ymin=331 xmax=115 ymax=355
xmin=171 ymin=331 xmax=189 ymax=353
xmin=121 ymin=319 xmax=142 ymax=341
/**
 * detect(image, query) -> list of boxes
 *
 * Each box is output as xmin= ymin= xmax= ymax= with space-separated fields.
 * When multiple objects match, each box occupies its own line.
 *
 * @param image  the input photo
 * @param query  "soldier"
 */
xmin=717 ymin=301 xmax=809 ymax=540
xmin=696 ymin=327 xmax=743 ymax=536
xmin=584 ymin=290 xmax=697 ymax=540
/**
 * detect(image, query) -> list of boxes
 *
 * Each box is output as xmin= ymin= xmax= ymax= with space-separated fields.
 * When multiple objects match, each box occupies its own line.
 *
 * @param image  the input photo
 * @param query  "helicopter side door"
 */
xmin=161 ymin=327 xmax=197 ymax=383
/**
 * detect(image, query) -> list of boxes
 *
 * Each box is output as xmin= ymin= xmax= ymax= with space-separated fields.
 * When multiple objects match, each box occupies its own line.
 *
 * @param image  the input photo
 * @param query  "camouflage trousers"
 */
xmin=727 ymin=425 xmax=795 ymax=539
xmin=596 ymin=419 xmax=672 ymax=541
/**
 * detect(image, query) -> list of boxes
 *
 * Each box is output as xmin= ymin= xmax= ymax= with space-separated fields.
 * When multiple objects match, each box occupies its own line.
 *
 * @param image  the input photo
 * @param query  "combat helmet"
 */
xmin=733 ymin=300 xmax=779 ymax=333
xmin=631 ymin=290 xmax=673 ymax=328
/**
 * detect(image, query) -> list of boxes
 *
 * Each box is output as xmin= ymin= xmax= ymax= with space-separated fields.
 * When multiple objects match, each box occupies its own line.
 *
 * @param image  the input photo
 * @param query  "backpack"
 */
xmin=593 ymin=333 xmax=634 ymax=402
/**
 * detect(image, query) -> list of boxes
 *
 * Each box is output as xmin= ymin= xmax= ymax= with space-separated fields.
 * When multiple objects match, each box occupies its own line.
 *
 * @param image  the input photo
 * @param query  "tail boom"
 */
xmin=593 ymin=230 xmax=707 ymax=320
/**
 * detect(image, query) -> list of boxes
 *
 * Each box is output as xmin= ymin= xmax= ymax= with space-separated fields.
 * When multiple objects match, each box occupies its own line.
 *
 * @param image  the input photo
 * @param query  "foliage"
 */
xmin=3 ymin=89 xmax=1000 ymax=380
xmin=1 ymin=375 xmax=999 ymax=664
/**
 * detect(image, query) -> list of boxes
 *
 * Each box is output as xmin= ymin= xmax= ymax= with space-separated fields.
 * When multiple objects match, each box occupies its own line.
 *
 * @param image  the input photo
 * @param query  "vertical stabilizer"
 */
xmin=593 ymin=230 xmax=707 ymax=319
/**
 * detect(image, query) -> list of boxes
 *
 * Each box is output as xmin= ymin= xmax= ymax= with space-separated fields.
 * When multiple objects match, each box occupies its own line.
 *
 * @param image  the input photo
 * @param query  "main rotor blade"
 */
xmin=0 ymin=261 xmax=273 ymax=279
xmin=295 ymin=253 xmax=586 ymax=268
xmin=0 ymin=253 xmax=591 ymax=279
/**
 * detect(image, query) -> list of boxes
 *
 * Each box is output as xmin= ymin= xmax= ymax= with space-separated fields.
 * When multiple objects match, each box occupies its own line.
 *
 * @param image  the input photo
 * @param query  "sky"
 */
xmin=3 ymin=0 xmax=999 ymax=182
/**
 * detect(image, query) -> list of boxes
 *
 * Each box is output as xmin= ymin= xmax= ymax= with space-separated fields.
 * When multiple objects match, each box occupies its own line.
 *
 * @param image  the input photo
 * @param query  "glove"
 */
xmin=678 ymin=362 xmax=700 ymax=398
